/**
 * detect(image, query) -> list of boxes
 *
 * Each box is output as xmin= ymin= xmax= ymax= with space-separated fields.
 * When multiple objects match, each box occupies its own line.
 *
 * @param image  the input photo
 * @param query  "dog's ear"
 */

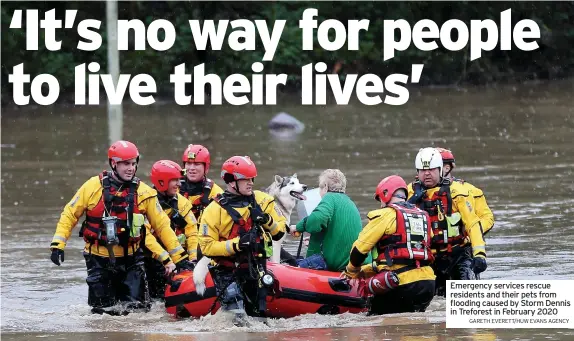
xmin=292 ymin=173 xmax=298 ymax=178
xmin=274 ymin=175 xmax=283 ymax=184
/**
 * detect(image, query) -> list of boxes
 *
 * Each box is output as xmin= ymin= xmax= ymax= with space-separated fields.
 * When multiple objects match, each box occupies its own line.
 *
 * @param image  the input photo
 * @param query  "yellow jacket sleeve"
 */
xmin=178 ymin=194 xmax=199 ymax=260
xmin=210 ymin=183 xmax=224 ymax=198
xmin=451 ymin=183 xmax=486 ymax=258
xmin=407 ymin=182 xmax=415 ymax=199
xmin=51 ymin=177 xmax=100 ymax=250
xmin=139 ymin=183 xmax=187 ymax=263
xmin=189 ymin=182 xmax=224 ymax=222
xmin=199 ymin=203 xmax=239 ymax=257
xmin=351 ymin=208 xmax=396 ymax=256
xmin=471 ymin=187 xmax=494 ymax=235
xmin=144 ymin=223 xmax=173 ymax=264
xmin=256 ymin=191 xmax=287 ymax=239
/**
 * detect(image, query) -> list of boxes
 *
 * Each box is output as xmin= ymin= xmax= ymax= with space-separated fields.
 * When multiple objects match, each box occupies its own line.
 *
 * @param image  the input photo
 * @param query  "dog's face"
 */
xmin=274 ymin=174 xmax=308 ymax=201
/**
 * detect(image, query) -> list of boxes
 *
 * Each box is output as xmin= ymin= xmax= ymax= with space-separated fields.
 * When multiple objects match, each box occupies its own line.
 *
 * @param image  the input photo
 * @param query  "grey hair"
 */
xmin=319 ymin=169 xmax=346 ymax=193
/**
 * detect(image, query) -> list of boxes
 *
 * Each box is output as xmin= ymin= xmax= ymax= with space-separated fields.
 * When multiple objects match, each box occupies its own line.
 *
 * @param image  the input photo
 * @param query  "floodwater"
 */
xmin=2 ymin=79 xmax=574 ymax=339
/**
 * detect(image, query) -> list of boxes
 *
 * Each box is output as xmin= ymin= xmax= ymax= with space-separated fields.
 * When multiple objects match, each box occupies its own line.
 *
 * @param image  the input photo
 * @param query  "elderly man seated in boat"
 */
xmin=288 ymin=169 xmax=372 ymax=271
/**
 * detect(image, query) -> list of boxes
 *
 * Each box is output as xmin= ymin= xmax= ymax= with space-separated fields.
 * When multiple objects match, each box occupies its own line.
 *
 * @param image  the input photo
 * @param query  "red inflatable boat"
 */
xmin=165 ymin=262 xmax=369 ymax=318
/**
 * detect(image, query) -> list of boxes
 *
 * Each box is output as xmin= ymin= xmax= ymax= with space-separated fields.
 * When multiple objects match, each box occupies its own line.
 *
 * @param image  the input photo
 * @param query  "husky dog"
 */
xmin=193 ymin=174 xmax=307 ymax=296
xmin=265 ymin=174 xmax=307 ymax=263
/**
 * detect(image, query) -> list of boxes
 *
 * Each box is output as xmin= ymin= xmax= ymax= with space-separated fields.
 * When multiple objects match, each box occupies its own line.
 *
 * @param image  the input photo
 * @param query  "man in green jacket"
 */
xmin=289 ymin=169 xmax=373 ymax=271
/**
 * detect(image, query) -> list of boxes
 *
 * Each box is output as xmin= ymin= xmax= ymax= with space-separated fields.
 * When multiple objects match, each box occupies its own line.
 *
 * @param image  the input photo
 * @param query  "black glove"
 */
xmin=237 ymin=233 xmax=253 ymax=251
xmin=250 ymin=206 xmax=270 ymax=225
xmin=51 ymin=249 xmax=64 ymax=266
xmin=408 ymin=183 xmax=425 ymax=204
xmin=472 ymin=257 xmax=487 ymax=274
xmin=175 ymin=259 xmax=195 ymax=271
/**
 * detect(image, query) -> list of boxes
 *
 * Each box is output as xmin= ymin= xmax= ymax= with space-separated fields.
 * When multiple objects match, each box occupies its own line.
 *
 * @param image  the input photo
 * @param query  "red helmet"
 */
xmin=436 ymin=147 xmax=455 ymax=167
xmin=221 ymin=156 xmax=257 ymax=183
xmin=108 ymin=140 xmax=140 ymax=163
xmin=150 ymin=160 xmax=184 ymax=192
xmin=374 ymin=175 xmax=408 ymax=204
xmin=182 ymin=144 xmax=211 ymax=173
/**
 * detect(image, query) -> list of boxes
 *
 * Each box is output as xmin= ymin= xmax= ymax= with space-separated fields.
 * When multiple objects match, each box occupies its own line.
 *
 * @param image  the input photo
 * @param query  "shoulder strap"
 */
xmin=170 ymin=197 xmax=189 ymax=229
xmin=200 ymin=179 xmax=214 ymax=206
xmin=126 ymin=179 xmax=139 ymax=231
xmin=438 ymin=183 xmax=453 ymax=216
xmin=157 ymin=191 xmax=177 ymax=212
xmin=248 ymin=194 xmax=265 ymax=214
xmin=121 ymin=178 xmax=138 ymax=256
xmin=214 ymin=194 xmax=244 ymax=225
xmin=100 ymin=171 xmax=114 ymax=213
xmin=179 ymin=178 xmax=189 ymax=197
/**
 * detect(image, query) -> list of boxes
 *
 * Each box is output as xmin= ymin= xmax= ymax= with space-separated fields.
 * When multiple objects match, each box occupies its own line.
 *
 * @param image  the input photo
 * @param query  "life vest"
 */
xmin=413 ymin=180 xmax=466 ymax=253
xmin=158 ymin=194 xmax=188 ymax=248
xmin=180 ymin=178 xmax=214 ymax=219
xmin=211 ymin=194 xmax=266 ymax=268
xmin=81 ymin=171 xmax=142 ymax=254
xmin=376 ymin=201 xmax=434 ymax=267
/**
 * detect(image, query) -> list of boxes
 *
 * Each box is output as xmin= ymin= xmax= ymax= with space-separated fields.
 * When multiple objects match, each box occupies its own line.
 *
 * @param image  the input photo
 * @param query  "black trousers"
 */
xmin=368 ymin=279 xmax=435 ymax=315
xmin=433 ymin=245 xmax=476 ymax=297
xmin=212 ymin=267 xmax=268 ymax=318
xmin=144 ymin=256 xmax=168 ymax=300
xmin=84 ymin=248 xmax=150 ymax=312
xmin=279 ymin=247 xmax=299 ymax=266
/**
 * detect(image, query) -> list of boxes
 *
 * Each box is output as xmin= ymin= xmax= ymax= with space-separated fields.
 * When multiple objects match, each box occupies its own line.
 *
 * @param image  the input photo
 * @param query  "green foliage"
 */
xmin=2 ymin=1 xmax=574 ymax=99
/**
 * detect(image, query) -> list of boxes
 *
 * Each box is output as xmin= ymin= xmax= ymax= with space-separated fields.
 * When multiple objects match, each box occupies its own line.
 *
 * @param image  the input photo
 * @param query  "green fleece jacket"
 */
xmin=296 ymin=191 xmax=373 ymax=271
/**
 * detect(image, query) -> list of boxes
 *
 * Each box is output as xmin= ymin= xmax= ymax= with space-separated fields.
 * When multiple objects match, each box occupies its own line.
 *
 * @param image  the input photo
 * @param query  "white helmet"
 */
xmin=415 ymin=147 xmax=443 ymax=178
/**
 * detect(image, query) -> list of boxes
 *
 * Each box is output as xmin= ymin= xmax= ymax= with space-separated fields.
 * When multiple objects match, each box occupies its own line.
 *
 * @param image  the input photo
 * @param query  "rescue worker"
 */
xmin=198 ymin=156 xmax=286 ymax=323
xmin=407 ymin=147 xmax=488 ymax=297
xmin=49 ymin=140 xmax=190 ymax=314
xmin=180 ymin=144 xmax=223 ymax=261
xmin=144 ymin=160 xmax=198 ymax=299
xmin=342 ymin=175 xmax=436 ymax=315
xmin=436 ymin=147 xmax=494 ymax=235
xmin=179 ymin=144 xmax=223 ymax=221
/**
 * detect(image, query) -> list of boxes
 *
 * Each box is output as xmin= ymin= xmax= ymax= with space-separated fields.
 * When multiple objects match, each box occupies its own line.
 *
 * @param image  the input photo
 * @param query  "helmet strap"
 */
xmin=233 ymin=180 xmax=244 ymax=196
xmin=111 ymin=166 xmax=126 ymax=183
xmin=109 ymin=160 xmax=123 ymax=183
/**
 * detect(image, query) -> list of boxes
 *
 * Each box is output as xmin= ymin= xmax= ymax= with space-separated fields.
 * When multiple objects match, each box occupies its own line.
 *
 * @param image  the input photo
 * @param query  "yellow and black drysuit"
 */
xmin=143 ymin=191 xmax=198 ymax=299
xmin=199 ymin=190 xmax=286 ymax=318
xmin=407 ymin=179 xmax=488 ymax=297
xmin=50 ymin=171 xmax=188 ymax=311
xmin=454 ymin=178 xmax=495 ymax=236
xmin=179 ymin=177 xmax=224 ymax=221
xmin=180 ymin=177 xmax=223 ymax=260
xmin=345 ymin=201 xmax=436 ymax=315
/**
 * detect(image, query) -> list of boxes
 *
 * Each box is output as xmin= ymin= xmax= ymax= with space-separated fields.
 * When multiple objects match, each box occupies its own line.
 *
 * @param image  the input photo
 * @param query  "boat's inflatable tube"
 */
xmin=164 ymin=269 xmax=219 ymax=318
xmin=165 ymin=262 xmax=368 ymax=318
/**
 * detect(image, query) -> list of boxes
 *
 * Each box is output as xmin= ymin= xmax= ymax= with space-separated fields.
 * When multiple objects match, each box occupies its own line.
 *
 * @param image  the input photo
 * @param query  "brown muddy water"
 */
xmin=2 ymin=80 xmax=574 ymax=339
